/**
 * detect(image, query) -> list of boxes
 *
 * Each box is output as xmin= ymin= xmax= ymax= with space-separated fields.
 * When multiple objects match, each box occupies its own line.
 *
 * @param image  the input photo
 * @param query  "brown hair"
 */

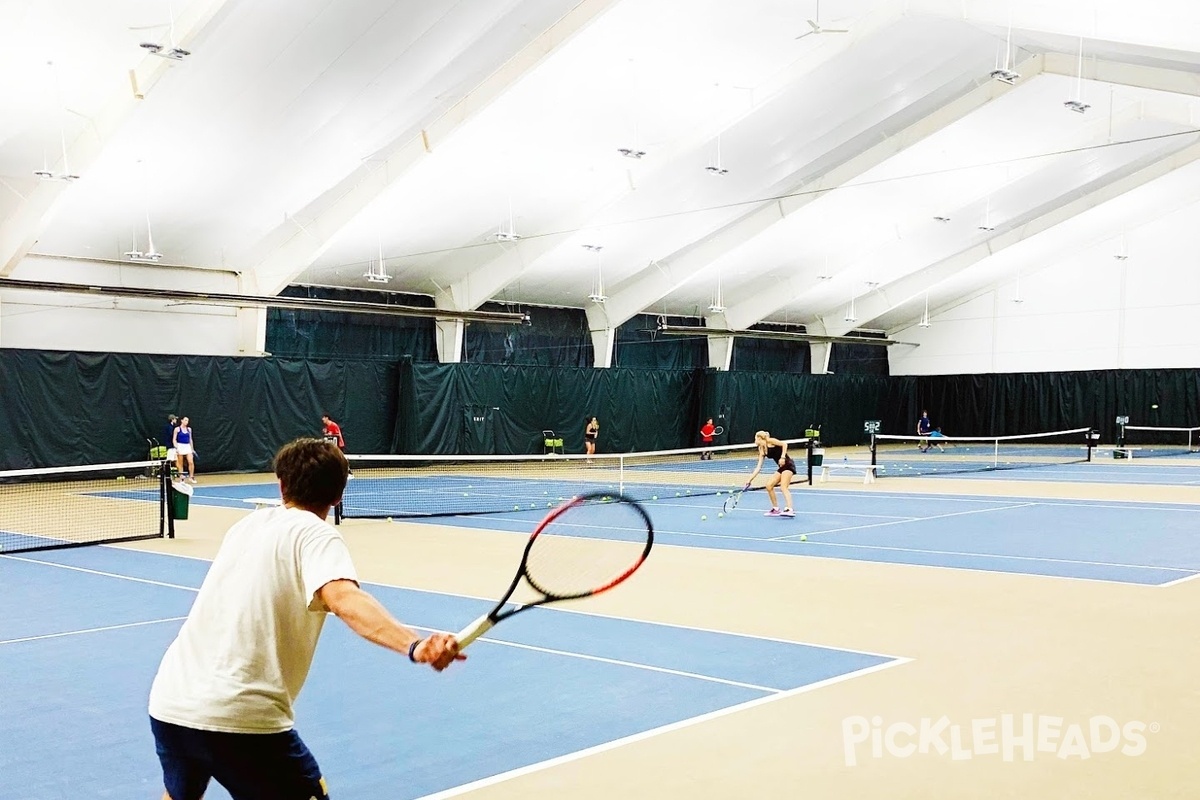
xmin=273 ymin=438 xmax=348 ymax=508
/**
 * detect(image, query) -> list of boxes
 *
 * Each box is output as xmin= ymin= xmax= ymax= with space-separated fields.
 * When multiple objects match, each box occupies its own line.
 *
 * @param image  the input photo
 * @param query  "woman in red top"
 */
xmin=321 ymin=414 xmax=345 ymax=449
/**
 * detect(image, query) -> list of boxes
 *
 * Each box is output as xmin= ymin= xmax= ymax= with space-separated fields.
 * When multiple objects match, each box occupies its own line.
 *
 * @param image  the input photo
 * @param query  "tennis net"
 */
xmin=870 ymin=428 xmax=1094 ymax=478
xmin=0 ymin=460 xmax=167 ymax=554
xmin=341 ymin=439 xmax=811 ymax=519
xmin=1122 ymin=425 xmax=1200 ymax=457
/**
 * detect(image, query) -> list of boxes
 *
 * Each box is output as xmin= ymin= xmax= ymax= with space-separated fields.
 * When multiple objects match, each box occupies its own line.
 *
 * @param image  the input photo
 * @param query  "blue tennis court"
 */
xmin=1 ymin=547 xmax=901 ymax=800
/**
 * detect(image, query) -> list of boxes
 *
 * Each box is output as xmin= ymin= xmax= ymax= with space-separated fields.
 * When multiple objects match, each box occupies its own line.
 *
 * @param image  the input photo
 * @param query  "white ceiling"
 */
xmin=4 ymin=0 xmax=1200 ymax=335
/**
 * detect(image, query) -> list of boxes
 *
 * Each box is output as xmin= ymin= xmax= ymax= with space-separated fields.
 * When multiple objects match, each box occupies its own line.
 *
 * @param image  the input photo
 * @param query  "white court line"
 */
xmin=4 ymin=554 xmax=900 ymax=685
xmin=412 ymin=657 xmax=913 ymax=800
xmin=758 ymin=536 xmax=1195 ymax=574
xmin=802 ymin=487 xmax=1200 ymax=510
xmin=1155 ymin=572 xmax=1200 ymax=588
xmin=0 ymin=616 xmax=187 ymax=647
xmin=427 ymin=633 xmax=784 ymax=694
xmin=0 ymin=554 xmax=200 ymax=592
xmin=769 ymin=502 xmax=1036 ymax=541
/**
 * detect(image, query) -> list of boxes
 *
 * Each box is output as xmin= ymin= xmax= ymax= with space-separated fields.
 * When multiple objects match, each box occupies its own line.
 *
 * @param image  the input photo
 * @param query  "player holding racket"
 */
xmin=748 ymin=430 xmax=796 ymax=517
xmin=148 ymin=438 xmax=461 ymax=800
xmin=699 ymin=418 xmax=716 ymax=460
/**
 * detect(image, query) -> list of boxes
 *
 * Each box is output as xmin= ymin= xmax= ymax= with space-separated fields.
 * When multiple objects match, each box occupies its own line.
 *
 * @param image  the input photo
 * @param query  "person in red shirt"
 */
xmin=699 ymin=418 xmax=717 ymax=460
xmin=321 ymin=414 xmax=345 ymax=450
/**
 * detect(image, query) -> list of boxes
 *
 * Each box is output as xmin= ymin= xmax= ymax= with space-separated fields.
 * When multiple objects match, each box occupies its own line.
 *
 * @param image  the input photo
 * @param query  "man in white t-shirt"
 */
xmin=148 ymin=437 xmax=462 ymax=800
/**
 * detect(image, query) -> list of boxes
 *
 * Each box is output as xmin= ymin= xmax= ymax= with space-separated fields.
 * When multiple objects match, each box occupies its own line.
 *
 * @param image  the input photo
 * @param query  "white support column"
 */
xmin=810 ymin=342 xmax=832 ymax=374
xmin=235 ymin=307 xmax=267 ymax=356
xmin=590 ymin=326 xmax=615 ymax=368
xmin=436 ymin=319 xmax=464 ymax=363
xmin=707 ymin=334 xmax=734 ymax=371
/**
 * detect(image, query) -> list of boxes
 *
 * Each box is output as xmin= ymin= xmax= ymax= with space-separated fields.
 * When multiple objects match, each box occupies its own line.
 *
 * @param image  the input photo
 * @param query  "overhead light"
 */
xmin=978 ymin=198 xmax=996 ymax=231
xmin=977 ymin=223 xmax=996 ymax=232
xmin=706 ymin=135 xmax=729 ymax=176
xmin=918 ymin=293 xmax=931 ymax=328
xmin=990 ymin=68 xmax=1020 ymax=85
xmin=126 ymin=215 xmax=162 ymax=263
xmin=844 ymin=296 xmax=857 ymax=323
xmin=492 ymin=198 xmax=520 ymax=241
xmin=34 ymin=130 xmax=80 ymax=182
xmin=990 ymin=16 xmax=1020 ymax=85
xmin=933 ymin=215 xmax=951 ymax=223
xmin=617 ymin=148 xmax=646 ymax=160
xmin=137 ymin=9 xmax=191 ymax=61
xmin=707 ymin=304 xmax=726 ymax=313
xmin=587 ymin=244 xmax=606 ymax=303
xmin=1064 ymin=37 xmax=1089 ymax=114
xmin=363 ymin=243 xmax=391 ymax=284
xmin=140 ymin=42 xmax=190 ymax=60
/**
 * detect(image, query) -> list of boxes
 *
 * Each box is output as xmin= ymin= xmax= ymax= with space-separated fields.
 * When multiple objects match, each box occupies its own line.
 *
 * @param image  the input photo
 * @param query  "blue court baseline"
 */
xmin=0 ymin=547 xmax=899 ymax=800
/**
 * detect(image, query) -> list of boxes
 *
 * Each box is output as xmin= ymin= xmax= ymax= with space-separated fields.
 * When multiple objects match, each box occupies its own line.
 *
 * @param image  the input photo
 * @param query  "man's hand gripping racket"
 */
xmin=454 ymin=491 xmax=654 ymax=651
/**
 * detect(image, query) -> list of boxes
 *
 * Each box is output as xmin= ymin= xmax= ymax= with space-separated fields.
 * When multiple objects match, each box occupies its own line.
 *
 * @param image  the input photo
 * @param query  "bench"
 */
xmin=243 ymin=497 xmax=282 ymax=510
xmin=819 ymin=464 xmax=878 ymax=485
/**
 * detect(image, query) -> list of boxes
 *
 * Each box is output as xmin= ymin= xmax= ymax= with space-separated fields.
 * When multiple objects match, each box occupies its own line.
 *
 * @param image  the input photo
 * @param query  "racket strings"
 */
xmin=524 ymin=498 xmax=651 ymax=598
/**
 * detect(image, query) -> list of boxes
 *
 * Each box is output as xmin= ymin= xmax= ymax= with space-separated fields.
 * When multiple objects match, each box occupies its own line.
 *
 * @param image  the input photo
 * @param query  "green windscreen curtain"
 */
xmin=265 ymin=285 xmax=436 ymax=361
xmin=0 ymin=349 xmax=397 ymax=471
xmin=393 ymin=362 xmax=701 ymax=455
xmin=4 ymin=344 xmax=1198 ymax=471
xmin=464 ymin=304 xmax=593 ymax=367
xmin=730 ymin=325 xmax=812 ymax=373
xmin=614 ymin=314 xmax=706 ymax=369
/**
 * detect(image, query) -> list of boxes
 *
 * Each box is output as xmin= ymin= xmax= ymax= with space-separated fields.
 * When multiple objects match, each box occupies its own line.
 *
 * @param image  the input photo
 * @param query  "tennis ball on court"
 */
xmin=652 ymin=495 xmax=658 ymax=500
xmin=116 ymin=475 xmax=125 ymax=481
xmin=513 ymin=505 xmax=520 ymax=511
xmin=701 ymin=515 xmax=707 ymax=521
xmin=717 ymin=512 xmax=724 ymax=518
xmin=386 ymin=517 xmax=393 ymax=522
xmin=800 ymin=535 xmax=808 ymax=542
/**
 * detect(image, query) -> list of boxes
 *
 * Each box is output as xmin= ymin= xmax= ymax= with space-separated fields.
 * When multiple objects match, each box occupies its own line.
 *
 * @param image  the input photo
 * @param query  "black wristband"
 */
xmin=408 ymin=639 xmax=422 ymax=663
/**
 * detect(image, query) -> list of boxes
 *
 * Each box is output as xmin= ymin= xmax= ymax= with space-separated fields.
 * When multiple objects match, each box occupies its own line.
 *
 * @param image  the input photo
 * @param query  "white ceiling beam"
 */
xmin=1043 ymin=53 xmax=1200 ymax=99
xmin=0 ymin=0 xmax=234 ymax=276
xmin=588 ymin=54 xmax=1044 ymax=333
xmin=434 ymin=0 xmax=916 ymax=314
xmin=818 ymin=134 xmax=1200 ymax=338
xmin=244 ymin=0 xmax=621 ymax=298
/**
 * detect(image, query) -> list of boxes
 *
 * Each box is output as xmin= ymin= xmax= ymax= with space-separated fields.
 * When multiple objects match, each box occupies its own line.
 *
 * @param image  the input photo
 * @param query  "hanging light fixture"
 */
xmin=584 ymin=244 xmax=607 ymax=303
xmin=708 ymin=268 xmax=726 ymax=313
xmin=33 ymin=63 xmax=80 ymax=182
xmin=1012 ymin=271 xmax=1025 ymax=304
xmin=978 ymin=198 xmax=996 ymax=231
xmin=125 ymin=214 xmax=163 ymax=262
xmin=990 ymin=9 xmax=1020 ymax=84
xmin=705 ymin=135 xmax=729 ymax=175
xmin=493 ymin=197 xmax=520 ymax=241
xmin=844 ymin=294 xmax=857 ymax=323
xmin=1063 ymin=37 xmax=1090 ymax=113
xmin=363 ymin=242 xmax=392 ymax=283
xmin=918 ymin=292 xmax=932 ymax=328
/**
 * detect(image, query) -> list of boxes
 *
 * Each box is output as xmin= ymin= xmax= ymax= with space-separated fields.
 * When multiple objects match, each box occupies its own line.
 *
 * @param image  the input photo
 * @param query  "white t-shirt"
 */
xmin=149 ymin=505 xmax=358 ymax=733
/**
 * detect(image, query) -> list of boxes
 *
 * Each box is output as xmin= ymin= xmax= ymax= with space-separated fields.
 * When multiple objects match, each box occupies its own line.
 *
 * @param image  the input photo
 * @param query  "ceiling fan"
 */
xmin=795 ymin=0 xmax=851 ymax=40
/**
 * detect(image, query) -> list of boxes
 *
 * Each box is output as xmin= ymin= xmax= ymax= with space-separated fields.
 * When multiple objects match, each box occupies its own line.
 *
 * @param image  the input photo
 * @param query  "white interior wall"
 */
xmin=890 ymin=209 xmax=1200 ymax=374
xmin=0 ymin=255 xmax=250 ymax=356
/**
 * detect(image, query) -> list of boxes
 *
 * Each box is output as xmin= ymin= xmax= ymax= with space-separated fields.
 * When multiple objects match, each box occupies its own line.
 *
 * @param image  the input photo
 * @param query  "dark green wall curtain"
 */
xmin=265 ymin=286 xmax=436 ymax=361
xmin=614 ymin=314 xmax=706 ymax=369
xmin=0 ymin=349 xmax=397 ymax=471
xmin=464 ymin=304 xmax=593 ymax=367
xmin=3 ymin=343 xmax=1197 ymax=470
xmin=393 ymin=361 xmax=701 ymax=455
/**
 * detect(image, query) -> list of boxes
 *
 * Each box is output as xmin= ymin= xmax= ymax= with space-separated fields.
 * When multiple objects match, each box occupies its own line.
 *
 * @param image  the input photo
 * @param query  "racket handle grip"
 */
xmin=454 ymin=613 xmax=495 ymax=651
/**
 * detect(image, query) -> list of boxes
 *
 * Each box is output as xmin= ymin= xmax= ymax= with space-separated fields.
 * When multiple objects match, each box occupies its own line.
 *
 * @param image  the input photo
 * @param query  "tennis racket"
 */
xmin=454 ymin=491 xmax=654 ymax=650
xmin=722 ymin=482 xmax=752 ymax=514
xmin=713 ymin=426 xmax=724 ymax=436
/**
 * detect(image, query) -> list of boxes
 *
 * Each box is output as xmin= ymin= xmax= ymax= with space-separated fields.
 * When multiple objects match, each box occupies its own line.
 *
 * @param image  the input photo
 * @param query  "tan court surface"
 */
xmin=125 ymin=463 xmax=1200 ymax=799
